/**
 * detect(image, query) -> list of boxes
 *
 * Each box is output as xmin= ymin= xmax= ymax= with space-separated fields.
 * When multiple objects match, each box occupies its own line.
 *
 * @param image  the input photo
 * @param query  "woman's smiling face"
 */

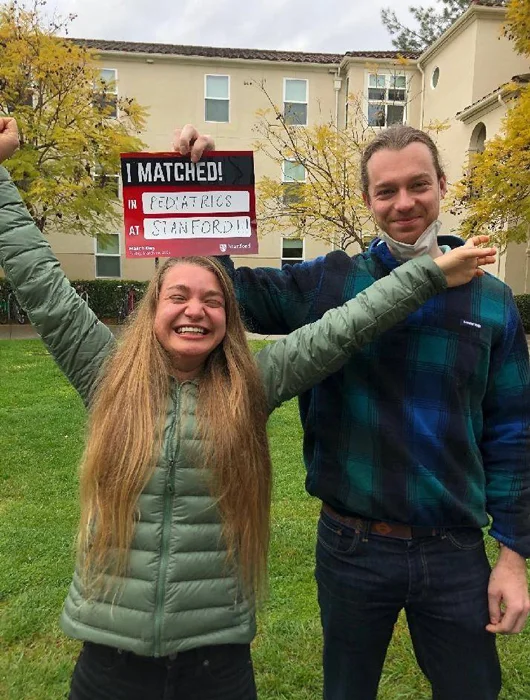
xmin=153 ymin=263 xmax=227 ymax=377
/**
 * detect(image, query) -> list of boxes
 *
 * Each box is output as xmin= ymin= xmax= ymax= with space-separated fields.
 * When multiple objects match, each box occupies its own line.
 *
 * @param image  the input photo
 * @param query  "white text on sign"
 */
xmin=123 ymin=160 xmax=223 ymax=184
xmin=144 ymin=217 xmax=252 ymax=239
xmin=142 ymin=191 xmax=250 ymax=214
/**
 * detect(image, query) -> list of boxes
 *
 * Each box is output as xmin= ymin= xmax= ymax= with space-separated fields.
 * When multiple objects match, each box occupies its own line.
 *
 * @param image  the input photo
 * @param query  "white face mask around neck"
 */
xmin=378 ymin=220 xmax=442 ymax=262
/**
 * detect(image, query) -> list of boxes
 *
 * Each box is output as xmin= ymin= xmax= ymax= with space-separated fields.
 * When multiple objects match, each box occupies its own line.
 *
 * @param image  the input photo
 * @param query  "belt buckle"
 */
xmin=372 ymin=521 xmax=394 ymax=537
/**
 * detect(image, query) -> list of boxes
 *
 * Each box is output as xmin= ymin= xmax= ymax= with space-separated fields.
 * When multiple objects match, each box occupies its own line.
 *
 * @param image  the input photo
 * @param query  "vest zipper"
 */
xmin=153 ymin=384 xmax=180 ymax=656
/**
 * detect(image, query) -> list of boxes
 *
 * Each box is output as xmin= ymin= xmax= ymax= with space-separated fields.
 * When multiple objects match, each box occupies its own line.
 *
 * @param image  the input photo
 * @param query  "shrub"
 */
xmin=0 ymin=278 xmax=148 ymax=322
xmin=70 ymin=280 xmax=148 ymax=320
xmin=515 ymin=294 xmax=530 ymax=333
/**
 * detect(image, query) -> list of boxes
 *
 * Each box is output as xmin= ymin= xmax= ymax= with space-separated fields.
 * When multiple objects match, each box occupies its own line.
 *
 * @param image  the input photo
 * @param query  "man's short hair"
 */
xmin=361 ymin=126 xmax=446 ymax=197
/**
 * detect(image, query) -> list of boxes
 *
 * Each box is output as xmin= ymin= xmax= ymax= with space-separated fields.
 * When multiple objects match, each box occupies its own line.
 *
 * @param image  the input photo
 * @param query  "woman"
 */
xmin=0 ymin=117 xmax=495 ymax=700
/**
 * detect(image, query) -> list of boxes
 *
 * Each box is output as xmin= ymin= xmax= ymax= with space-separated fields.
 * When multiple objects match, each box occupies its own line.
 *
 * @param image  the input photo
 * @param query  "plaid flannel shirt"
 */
xmin=223 ymin=237 xmax=530 ymax=557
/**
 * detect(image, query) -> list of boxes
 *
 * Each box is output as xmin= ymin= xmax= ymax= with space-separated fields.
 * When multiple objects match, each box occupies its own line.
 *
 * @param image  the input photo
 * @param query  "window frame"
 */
xmin=93 ymin=165 xmax=121 ymax=199
xmin=95 ymin=68 xmax=119 ymax=119
xmin=431 ymin=67 xmax=440 ymax=89
xmin=283 ymin=78 xmax=308 ymax=126
xmin=94 ymin=231 xmax=122 ymax=279
xmin=364 ymin=71 xmax=408 ymax=128
xmin=281 ymin=237 xmax=305 ymax=268
xmin=204 ymin=74 xmax=230 ymax=123
xmin=281 ymin=158 xmax=306 ymax=206
xmin=282 ymin=158 xmax=307 ymax=184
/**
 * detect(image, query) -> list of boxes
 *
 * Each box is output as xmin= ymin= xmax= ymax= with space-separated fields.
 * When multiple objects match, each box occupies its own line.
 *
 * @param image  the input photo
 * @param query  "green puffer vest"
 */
xmin=0 ymin=165 xmax=446 ymax=656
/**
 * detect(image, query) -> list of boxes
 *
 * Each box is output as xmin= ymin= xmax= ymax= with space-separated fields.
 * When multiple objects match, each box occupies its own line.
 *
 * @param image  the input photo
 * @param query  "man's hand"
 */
xmin=434 ymin=235 xmax=496 ymax=288
xmin=486 ymin=545 xmax=530 ymax=634
xmin=172 ymin=125 xmax=216 ymax=163
xmin=0 ymin=117 xmax=20 ymax=163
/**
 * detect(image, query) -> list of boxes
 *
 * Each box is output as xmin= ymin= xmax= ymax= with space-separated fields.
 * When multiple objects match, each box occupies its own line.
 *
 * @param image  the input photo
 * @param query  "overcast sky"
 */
xmin=45 ymin=0 xmax=417 ymax=53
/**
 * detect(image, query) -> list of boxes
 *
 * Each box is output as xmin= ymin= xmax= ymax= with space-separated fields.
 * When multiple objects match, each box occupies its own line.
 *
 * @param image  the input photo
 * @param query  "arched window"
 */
xmin=467 ymin=123 xmax=487 ymax=200
xmin=469 ymin=123 xmax=486 ymax=153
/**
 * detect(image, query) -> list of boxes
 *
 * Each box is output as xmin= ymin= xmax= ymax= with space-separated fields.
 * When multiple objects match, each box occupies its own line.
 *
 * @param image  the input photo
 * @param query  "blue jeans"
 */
xmin=315 ymin=509 xmax=501 ymax=700
xmin=68 ymin=641 xmax=257 ymax=700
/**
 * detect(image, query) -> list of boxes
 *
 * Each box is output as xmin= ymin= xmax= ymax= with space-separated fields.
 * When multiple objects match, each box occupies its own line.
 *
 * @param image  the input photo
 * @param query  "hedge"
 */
xmin=1 ymin=277 xmax=530 ymax=332
xmin=0 ymin=278 xmax=148 ymax=323
xmin=515 ymin=295 xmax=530 ymax=333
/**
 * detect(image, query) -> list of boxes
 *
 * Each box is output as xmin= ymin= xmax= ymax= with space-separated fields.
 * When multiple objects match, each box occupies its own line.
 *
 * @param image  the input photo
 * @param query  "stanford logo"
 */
xmin=219 ymin=244 xmax=227 ymax=253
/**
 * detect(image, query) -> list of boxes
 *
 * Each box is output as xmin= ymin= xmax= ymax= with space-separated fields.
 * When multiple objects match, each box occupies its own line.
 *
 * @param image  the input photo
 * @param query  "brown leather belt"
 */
xmin=322 ymin=503 xmax=442 ymax=540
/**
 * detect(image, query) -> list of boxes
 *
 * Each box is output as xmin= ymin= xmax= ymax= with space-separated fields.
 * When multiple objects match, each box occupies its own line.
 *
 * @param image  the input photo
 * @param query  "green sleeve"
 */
xmin=255 ymin=255 xmax=447 ymax=412
xmin=0 ymin=165 xmax=114 ymax=404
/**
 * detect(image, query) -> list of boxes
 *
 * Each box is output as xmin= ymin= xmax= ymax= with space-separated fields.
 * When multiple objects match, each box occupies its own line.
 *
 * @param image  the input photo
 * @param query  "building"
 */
xmin=38 ymin=1 xmax=530 ymax=292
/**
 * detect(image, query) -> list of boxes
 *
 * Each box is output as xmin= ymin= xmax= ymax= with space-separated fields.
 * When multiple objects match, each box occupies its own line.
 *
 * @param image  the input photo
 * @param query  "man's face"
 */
xmin=363 ymin=142 xmax=447 ymax=244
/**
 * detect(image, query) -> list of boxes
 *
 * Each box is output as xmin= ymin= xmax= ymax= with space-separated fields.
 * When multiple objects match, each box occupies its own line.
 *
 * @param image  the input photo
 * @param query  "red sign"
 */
xmin=120 ymin=151 xmax=258 ymax=258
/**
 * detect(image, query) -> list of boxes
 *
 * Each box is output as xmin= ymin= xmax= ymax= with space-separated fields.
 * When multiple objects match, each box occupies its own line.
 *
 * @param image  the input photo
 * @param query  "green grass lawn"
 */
xmin=1 ymin=339 xmax=529 ymax=699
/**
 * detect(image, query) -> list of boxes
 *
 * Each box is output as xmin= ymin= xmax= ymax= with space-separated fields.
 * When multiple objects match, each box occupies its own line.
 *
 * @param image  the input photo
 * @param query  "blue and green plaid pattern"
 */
xmin=223 ymin=237 xmax=530 ymax=557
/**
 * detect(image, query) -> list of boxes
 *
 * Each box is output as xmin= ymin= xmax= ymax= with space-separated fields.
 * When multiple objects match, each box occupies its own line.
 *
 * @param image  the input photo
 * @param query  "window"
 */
xmin=431 ymin=67 xmax=440 ymax=89
xmin=6 ymin=75 xmax=36 ymax=111
xmin=95 ymin=232 xmax=121 ymax=278
xmin=470 ymin=123 xmax=486 ymax=154
xmin=282 ymin=159 xmax=306 ymax=205
xmin=366 ymin=73 xmax=407 ymax=127
xmin=281 ymin=238 xmax=304 ymax=268
xmin=94 ymin=68 xmax=118 ymax=118
xmin=284 ymin=79 xmax=308 ymax=125
xmin=361 ymin=231 xmax=376 ymax=249
xmin=467 ymin=123 xmax=487 ymax=199
xmin=93 ymin=165 xmax=120 ymax=198
xmin=205 ymin=75 xmax=229 ymax=123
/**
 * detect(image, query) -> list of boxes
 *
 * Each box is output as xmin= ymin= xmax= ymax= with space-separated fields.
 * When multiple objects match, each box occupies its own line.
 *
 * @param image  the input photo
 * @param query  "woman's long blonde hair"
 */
xmin=78 ymin=257 xmax=272 ymax=599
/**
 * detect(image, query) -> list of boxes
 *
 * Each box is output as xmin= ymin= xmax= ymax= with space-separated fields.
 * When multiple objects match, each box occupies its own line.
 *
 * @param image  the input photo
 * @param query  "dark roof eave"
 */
xmin=71 ymin=38 xmax=416 ymax=64
xmin=344 ymin=50 xmax=420 ymax=60
xmin=456 ymin=73 xmax=530 ymax=118
xmin=72 ymin=38 xmax=343 ymax=64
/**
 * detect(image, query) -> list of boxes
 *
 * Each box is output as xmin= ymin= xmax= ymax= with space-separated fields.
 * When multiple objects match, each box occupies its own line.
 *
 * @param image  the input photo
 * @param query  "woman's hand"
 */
xmin=172 ymin=125 xmax=216 ymax=162
xmin=435 ymin=235 xmax=496 ymax=287
xmin=0 ymin=118 xmax=20 ymax=163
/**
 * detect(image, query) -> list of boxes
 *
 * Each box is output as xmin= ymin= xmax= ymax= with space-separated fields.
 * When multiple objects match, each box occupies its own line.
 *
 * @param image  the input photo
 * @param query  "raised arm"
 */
xmin=173 ymin=123 xmax=323 ymax=333
xmin=0 ymin=118 xmax=114 ymax=403
xmin=257 ymin=240 xmax=497 ymax=410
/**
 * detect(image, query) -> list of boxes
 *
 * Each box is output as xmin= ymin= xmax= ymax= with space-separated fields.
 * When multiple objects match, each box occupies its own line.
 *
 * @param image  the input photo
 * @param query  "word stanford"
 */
xmin=120 ymin=151 xmax=258 ymax=259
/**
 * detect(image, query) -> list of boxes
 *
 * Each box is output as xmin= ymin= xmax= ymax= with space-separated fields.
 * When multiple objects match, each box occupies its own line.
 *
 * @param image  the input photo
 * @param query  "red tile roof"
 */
xmin=471 ymin=0 xmax=507 ymax=6
xmin=74 ymin=39 xmax=343 ymax=63
xmin=344 ymin=50 xmax=419 ymax=59
xmin=74 ymin=39 xmax=416 ymax=64
xmin=456 ymin=73 xmax=529 ymax=115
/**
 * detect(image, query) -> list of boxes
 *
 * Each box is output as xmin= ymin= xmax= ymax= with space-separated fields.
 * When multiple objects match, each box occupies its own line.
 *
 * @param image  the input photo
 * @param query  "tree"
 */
xmin=253 ymin=83 xmax=374 ymax=252
xmin=502 ymin=0 xmax=530 ymax=55
xmin=451 ymin=0 xmax=530 ymax=248
xmin=381 ymin=0 xmax=493 ymax=53
xmin=0 ymin=1 xmax=147 ymax=236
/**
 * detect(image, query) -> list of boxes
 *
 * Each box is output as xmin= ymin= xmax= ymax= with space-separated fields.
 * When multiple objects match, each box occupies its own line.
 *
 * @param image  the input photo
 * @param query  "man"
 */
xmin=175 ymin=124 xmax=530 ymax=700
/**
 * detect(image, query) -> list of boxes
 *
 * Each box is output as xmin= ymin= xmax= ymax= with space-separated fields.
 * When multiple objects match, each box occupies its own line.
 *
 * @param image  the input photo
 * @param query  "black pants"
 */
xmin=69 ymin=641 xmax=257 ymax=700
xmin=316 ymin=510 xmax=501 ymax=700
